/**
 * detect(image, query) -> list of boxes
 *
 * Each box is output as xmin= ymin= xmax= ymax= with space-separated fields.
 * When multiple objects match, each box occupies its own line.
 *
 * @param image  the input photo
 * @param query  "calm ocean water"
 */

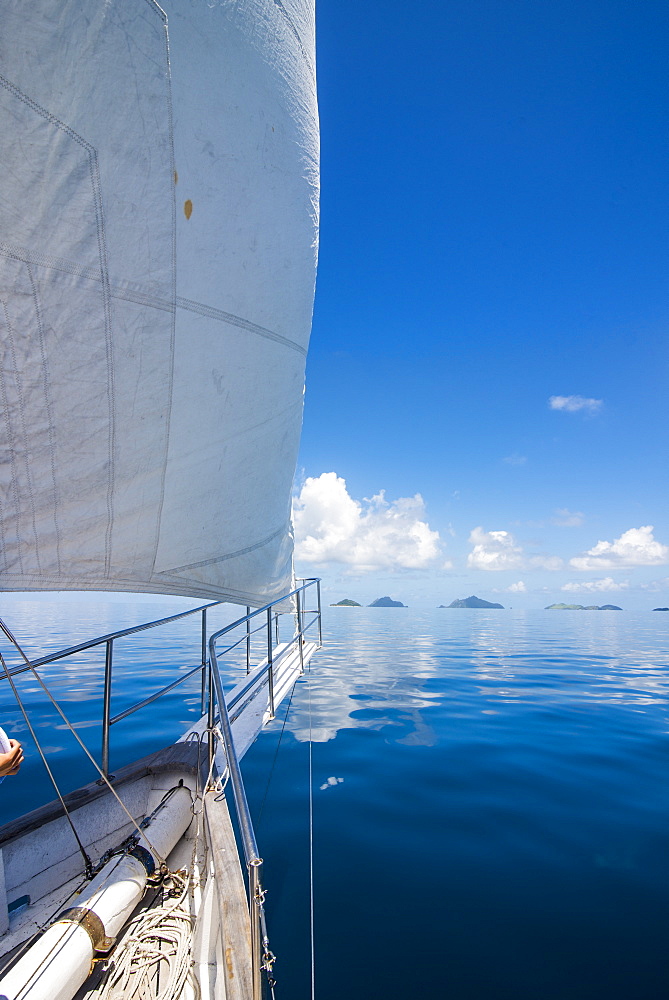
xmin=1 ymin=600 xmax=668 ymax=999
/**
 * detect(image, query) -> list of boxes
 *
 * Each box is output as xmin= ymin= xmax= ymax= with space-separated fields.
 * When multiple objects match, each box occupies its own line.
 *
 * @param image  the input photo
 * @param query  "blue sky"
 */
xmin=293 ymin=0 xmax=669 ymax=609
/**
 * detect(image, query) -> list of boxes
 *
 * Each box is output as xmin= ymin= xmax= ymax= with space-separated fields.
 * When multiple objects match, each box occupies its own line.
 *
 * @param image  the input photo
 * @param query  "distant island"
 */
xmin=652 ymin=607 xmax=669 ymax=611
xmin=545 ymin=603 xmax=622 ymax=611
xmin=440 ymin=595 xmax=504 ymax=609
xmin=330 ymin=599 xmax=361 ymax=607
xmin=369 ymin=596 xmax=406 ymax=607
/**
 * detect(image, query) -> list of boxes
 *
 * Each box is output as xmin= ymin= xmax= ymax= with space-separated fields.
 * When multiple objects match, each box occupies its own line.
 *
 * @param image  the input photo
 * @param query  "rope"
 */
xmin=257 ymin=678 xmax=298 ymax=826
xmin=0 ymin=624 xmax=238 ymax=999
xmin=0 ymin=650 xmax=94 ymax=878
xmin=97 ymin=868 xmax=198 ymax=1000
xmin=0 ymin=618 xmax=169 ymax=866
xmin=308 ymin=660 xmax=315 ymax=1000
xmin=97 ymin=738 xmax=216 ymax=1000
xmin=0 ymin=781 xmax=194 ymax=994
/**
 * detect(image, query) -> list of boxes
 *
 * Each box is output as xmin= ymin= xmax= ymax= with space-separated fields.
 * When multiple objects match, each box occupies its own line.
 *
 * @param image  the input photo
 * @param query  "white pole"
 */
xmin=0 ymin=786 xmax=193 ymax=1000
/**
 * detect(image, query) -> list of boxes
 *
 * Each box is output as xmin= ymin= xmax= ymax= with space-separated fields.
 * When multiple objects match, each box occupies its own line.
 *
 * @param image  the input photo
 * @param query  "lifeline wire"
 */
xmin=0 ymin=618 xmax=169 ymax=866
xmin=308 ymin=659 xmax=315 ymax=1000
xmin=0 ymin=649 xmax=94 ymax=877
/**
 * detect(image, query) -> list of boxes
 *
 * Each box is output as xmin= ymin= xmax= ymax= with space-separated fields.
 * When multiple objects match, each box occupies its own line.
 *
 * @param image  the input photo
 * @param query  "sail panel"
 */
xmin=0 ymin=0 xmax=319 ymax=604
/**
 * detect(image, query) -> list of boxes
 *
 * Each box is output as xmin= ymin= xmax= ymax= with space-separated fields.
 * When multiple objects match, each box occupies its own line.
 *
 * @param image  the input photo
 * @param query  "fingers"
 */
xmin=0 ymin=739 xmax=24 ymax=776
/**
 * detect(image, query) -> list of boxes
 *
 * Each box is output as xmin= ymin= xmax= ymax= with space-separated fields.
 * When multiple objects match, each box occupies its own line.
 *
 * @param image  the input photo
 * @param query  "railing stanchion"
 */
xmin=207 ymin=643 xmax=215 ymax=778
xmin=296 ymin=588 xmax=304 ymax=674
xmin=266 ymin=608 xmax=275 ymax=719
xmin=101 ymin=639 xmax=113 ymax=778
xmin=208 ymin=631 xmax=266 ymax=1000
xmin=316 ymin=578 xmax=323 ymax=646
xmin=200 ymin=608 xmax=208 ymax=715
xmin=246 ymin=606 xmax=251 ymax=674
xmin=250 ymin=860 xmax=263 ymax=1000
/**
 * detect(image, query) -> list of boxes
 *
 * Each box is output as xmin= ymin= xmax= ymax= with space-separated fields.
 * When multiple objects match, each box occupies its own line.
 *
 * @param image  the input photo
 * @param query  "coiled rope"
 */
xmin=97 ymin=868 xmax=198 ymax=1000
xmin=96 ymin=730 xmax=228 ymax=1000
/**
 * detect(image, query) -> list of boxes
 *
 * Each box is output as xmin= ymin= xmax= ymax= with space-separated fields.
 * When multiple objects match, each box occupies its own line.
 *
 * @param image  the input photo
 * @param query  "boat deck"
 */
xmin=0 ymin=634 xmax=319 ymax=999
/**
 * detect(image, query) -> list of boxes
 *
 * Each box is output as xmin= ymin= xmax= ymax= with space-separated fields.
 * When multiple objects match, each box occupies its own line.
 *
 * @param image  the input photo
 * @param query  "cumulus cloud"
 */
xmin=562 ymin=578 xmax=629 ymax=593
xmin=467 ymin=527 xmax=563 ymax=572
xmin=549 ymin=395 xmax=603 ymax=413
xmin=507 ymin=581 xmax=527 ymax=593
xmin=551 ymin=508 xmax=584 ymax=527
xmin=570 ymin=526 xmax=669 ymax=571
xmin=467 ymin=528 xmax=524 ymax=571
xmin=293 ymin=473 xmax=444 ymax=573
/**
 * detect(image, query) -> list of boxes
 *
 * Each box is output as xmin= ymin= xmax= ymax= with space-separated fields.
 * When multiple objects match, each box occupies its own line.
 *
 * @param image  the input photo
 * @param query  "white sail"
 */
xmin=0 ymin=0 xmax=319 ymax=605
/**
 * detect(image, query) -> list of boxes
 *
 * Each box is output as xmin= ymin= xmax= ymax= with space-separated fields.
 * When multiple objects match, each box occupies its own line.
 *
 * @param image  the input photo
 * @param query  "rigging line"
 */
xmin=0 ymin=870 xmax=92 ymax=983
xmin=0 ymin=618 xmax=168 ymax=866
xmin=256 ymin=678 xmax=298 ymax=826
xmin=0 ymin=650 xmax=94 ymax=878
xmin=0 ymin=780 xmax=192 ymax=984
xmin=308 ymin=660 xmax=315 ymax=1000
xmin=0 ymin=853 xmax=134 ymax=999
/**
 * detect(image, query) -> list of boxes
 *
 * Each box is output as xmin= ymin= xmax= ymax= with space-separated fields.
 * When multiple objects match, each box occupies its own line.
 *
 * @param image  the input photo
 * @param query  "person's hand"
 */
xmin=0 ymin=739 xmax=23 ymax=777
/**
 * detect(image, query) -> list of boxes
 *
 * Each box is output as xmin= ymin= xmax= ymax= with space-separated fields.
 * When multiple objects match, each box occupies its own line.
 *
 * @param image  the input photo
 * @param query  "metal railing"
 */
xmin=0 ymin=577 xmax=322 ymax=1000
xmin=207 ymin=577 xmax=322 ymax=1000
xmin=0 ymin=600 xmax=222 ymax=777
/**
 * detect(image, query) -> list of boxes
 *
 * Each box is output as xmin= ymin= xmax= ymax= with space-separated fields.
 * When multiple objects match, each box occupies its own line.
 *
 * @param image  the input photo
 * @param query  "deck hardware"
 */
xmin=129 ymin=845 xmax=156 ymax=877
xmin=56 ymin=907 xmax=115 ymax=954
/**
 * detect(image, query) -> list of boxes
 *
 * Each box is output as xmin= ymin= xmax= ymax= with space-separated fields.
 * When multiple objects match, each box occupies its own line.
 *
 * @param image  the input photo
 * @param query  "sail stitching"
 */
xmin=148 ymin=8 xmax=178 ymax=579
xmin=175 ymin=296 xmax=307 ymax=356
xmin=143 ymin=0 xmax=167 ymax=22
xmin=158 ymin=525 xmax=287 ymax=575
xmin=25 ymin=262 xmax=62 ymax=574
xmin=0 ymin=244 xmax=306 ymax=357
xmin=0 ymin=297 xmax=33 ymax=575
xmin=0 ymin=74 xmax=116 ymax=576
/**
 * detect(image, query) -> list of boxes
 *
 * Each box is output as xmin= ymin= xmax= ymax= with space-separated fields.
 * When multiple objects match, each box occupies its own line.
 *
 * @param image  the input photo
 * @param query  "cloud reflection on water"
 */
xmin=283 ymin=609 xmax=669 ymax=744
xmin=1 ymin=601 xmax=667 ymax=821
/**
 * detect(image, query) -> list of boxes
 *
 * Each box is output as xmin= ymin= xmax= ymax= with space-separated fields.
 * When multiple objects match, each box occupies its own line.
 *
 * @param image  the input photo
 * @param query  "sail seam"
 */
xmin=0 ymin=573 xmax=277 ymax=604
xmin=148 ymin=4 xmax=178 ymax=580
xmin=26 ymin=262 xmax=62 ymax=574
xmin=0 ymin=298 xmax=28 ymax=574
xmin=86 ymin=151 xmax=115 ymax=577
xmin=0 ymin=246 xmax=306 ymax=357
xmin=158 ymin=525 xmax=287 ymax=575
xmin=175 ymin=297 xmax=307 ymax=355
xmin=0 ymin=74 xmax=115 ymax=576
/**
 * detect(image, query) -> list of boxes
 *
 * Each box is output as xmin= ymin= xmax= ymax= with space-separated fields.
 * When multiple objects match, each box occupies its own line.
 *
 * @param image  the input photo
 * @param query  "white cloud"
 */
xmin=502 ymin=453 xmax=527 ymax=466
xmin=551 ymin=508 xmax=585 ymax=527
xmin=507 ymin=581 xmax=527 ymax=593
xmin=467 ymin=528 xmax=524 ymax=571
xmin=570 ymin=526 xmax=669 ymax=571
xmin=640 ymin=577 xmax=669 ymax=593
xmin=293 ymin=473 xmax=444 ymax=573
xmin=562 ymin=578 xmax=629 ymax=593
xmin=549 ymin=395 xmax=603 ymax=413
xmin=467 ymin=527 xmax=563 ymax=572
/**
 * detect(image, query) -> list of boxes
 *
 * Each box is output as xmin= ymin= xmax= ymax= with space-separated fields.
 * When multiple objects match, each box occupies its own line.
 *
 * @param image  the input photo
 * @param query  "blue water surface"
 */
xmin=1 ymin=601 xmax=668 ymax=999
